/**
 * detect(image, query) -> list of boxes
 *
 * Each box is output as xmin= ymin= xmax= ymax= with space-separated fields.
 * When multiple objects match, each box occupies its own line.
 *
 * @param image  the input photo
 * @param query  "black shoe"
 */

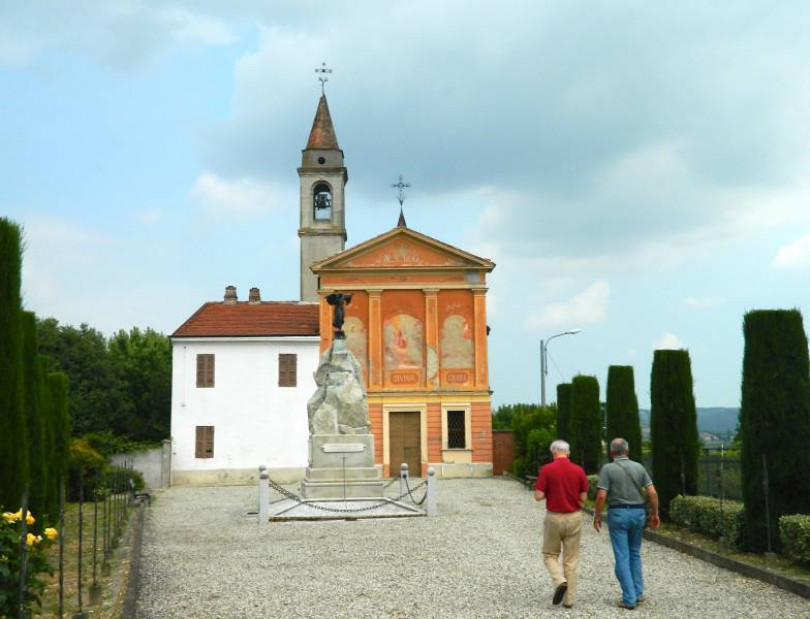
xmin=552 ymin=583 xmax=568 ymax=605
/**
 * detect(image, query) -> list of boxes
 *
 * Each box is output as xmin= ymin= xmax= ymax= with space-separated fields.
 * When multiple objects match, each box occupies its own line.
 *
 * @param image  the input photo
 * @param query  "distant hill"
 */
xmin=639 ymin=407 xmax=738 ymax=434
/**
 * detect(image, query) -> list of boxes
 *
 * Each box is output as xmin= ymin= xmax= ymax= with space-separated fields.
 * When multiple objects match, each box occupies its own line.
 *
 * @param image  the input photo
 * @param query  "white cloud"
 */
xmin=527 ymin=279 xmax=610 ymax=330
xmin=773 ymin=233 xmax=810 ymax=270
xmin=653 ymin=332 xmax=686 ymax=350
xmin=133 ymin=207 xmax=164 ymax=225
xmin=189 ymin=171 xmax=278 ymax=217
xmin=0 ymin=2 xmax=236 ymax=70
xmin=157 ymin=7 xmax=235 ymax=45
xmin=683 ymin=296 xmax=725 ymax=309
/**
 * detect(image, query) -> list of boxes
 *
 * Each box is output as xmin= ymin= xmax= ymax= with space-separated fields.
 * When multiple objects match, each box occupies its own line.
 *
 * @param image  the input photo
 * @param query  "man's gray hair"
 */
xmin=549 ymin=439 xmax=570 ymax=455
xmin=610 ymin=438 xmax=630 ymax=454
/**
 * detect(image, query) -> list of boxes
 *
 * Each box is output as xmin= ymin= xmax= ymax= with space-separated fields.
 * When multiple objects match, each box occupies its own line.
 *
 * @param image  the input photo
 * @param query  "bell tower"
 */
xmin=298 ymin=94 xmax=348 ymax=302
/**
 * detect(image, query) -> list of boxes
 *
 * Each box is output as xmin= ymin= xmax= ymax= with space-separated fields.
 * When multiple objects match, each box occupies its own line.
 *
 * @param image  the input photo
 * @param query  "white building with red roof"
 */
xmin=170 ymin=286 xmax=320 ymax=484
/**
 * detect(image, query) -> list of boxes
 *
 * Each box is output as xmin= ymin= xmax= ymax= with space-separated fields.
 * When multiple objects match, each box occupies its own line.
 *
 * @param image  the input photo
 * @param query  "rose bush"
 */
xmin=0 ymin=508 xmax=57 ymax=617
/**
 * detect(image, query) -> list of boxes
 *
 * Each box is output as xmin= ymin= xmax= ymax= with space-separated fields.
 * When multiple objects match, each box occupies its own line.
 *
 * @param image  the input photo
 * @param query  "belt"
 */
xmin=609 ymin=503 xmax=644 ymax=509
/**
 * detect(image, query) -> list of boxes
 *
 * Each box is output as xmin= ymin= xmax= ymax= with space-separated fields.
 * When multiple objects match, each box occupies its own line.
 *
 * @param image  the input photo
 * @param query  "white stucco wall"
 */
xmin=170 ymin=336 xmax=319 ymax=485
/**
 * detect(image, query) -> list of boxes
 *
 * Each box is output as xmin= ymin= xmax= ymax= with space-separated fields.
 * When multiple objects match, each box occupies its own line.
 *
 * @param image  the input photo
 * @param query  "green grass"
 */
xmin=34 ymin=495 xmax=134 ymax=618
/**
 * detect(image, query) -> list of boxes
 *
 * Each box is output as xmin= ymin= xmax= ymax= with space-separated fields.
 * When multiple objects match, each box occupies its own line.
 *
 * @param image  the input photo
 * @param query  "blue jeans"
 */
xmin=607 ymin=507 xmax=645 ymax=607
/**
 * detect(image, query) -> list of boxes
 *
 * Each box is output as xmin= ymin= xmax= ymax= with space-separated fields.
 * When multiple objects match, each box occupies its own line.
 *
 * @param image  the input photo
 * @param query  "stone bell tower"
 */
xmin=298 ymin=94 xmax=347 ymax=302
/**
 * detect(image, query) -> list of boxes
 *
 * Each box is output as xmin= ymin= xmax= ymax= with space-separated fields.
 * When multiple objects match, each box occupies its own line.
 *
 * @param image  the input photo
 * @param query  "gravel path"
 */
xmin=135 ymin=478 xmax=809 ymax=618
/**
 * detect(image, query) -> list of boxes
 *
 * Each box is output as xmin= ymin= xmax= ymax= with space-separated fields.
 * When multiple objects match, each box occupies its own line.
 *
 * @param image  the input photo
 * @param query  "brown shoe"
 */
xmin=618 ymin=600 xmax=636 ymax=610
xmin=552 ymin=583 xmax=568 ymax=605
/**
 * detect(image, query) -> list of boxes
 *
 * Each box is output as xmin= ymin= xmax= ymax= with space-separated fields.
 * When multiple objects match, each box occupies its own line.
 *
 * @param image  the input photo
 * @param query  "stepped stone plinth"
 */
xmin=300 ymin=337 xmax=384 ymax=499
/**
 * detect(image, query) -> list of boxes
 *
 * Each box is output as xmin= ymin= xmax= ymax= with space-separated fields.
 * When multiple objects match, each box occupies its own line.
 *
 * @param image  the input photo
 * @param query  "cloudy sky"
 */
xmin=3 ymin=1 xmax=810 ymax=410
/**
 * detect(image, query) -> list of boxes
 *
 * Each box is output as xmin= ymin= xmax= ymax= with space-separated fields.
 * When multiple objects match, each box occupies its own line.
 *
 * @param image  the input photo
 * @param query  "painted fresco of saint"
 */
xmin=441 ymin=314 xmax=474 ymax=368
xmin=384 ymin=314 xmax=424 ymax=369
xmin=344 ymin=316 xmax=368 ymax=372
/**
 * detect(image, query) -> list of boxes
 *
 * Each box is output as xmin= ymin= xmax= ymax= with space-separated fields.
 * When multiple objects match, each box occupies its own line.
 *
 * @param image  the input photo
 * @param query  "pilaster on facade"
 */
xmin=367 ymin=289 xmax=383 ymax=390
xmin=424 ymin=288 xmax=440 ymax=390
xmin=472 ymin=287 xmax=489 ymax=389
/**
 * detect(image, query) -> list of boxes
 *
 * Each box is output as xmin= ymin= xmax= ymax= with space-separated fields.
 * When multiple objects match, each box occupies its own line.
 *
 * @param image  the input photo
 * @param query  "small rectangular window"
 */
xmin=196 ymin=354 xmax=215 ymax=388
xmin=447 ymin=410 xmax=466 ymax=449
xmin=195 ymin=426 xmax=214 ymax=458
xmin=279 ymin=353 xmax=297 ymax=387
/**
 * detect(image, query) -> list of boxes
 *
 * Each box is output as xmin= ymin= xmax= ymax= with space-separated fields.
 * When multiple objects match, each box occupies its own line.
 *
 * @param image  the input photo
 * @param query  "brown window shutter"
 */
xmin=279 ymin=354 xmax=297 ymax=387
xmin=196 ymin=426 xmax=214 ymax=458
xmin=196 ymin=354 xmax=215 ymax=388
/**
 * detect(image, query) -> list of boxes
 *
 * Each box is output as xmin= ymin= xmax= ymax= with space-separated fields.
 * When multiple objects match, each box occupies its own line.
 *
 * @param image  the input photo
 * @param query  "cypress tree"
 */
xmin=38 ymin=356 xmax=58 ymax=519
xmin=22 ymin=312 xmax=45 ymax=517
xmin=556 ymin=382 xmax=572 ymax=441
xmin=740 ymin=309 xmax=810 ymax=553
xmin=650 ymin=349 xmax=699 ymax=520
xmin=0 ymin=218 xmax=28 ymax=510
xmin=605 ymin=365 xmax=642 ymax=461
xmin=49 ymin=372 xmax=71 ymax=498
xmin=570 ymin=375 xmax=601 ymax=474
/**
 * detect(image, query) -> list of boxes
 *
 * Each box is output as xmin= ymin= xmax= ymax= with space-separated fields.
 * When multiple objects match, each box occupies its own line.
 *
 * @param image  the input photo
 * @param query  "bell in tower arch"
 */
xmin=313 ymin=182 xmax=332 ymax=220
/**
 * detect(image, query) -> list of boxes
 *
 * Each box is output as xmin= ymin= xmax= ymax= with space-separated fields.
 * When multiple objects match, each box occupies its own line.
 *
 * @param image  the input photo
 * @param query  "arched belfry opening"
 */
xmin=313 ymin=182 xmax=333 ymax=220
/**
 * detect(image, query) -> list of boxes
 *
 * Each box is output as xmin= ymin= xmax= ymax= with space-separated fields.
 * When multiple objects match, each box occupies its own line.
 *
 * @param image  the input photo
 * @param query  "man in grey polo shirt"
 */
xmin=593 ymin=438 xmax=660 ymax=610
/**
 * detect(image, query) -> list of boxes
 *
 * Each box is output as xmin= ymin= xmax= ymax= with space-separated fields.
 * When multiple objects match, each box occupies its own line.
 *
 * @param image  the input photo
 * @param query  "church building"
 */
xmin=169 ymin=90 xmax=495 ymax=484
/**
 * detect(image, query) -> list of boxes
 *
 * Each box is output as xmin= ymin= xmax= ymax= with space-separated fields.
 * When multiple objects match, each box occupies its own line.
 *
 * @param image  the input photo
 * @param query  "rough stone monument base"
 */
xmin=300 ymin=434 xmax=384 ymax=499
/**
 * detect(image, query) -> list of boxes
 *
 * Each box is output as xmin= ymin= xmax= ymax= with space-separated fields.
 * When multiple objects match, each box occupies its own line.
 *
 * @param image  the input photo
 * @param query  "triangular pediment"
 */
xmin=311 ymin=227 xmax=494 ymax=272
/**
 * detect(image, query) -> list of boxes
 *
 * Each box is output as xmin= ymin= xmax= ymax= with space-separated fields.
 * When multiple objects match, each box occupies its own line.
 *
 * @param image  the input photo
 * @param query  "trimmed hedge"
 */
xmin=780 ymin=514 xmax=810 ymax=566
xmin=669 ymin=495 xmax=746 ymax=549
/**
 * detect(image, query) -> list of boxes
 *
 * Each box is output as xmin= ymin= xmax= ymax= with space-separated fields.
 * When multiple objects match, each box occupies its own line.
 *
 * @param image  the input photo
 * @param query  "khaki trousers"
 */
xmin=542 ymin=511 xmax=582 ymax=605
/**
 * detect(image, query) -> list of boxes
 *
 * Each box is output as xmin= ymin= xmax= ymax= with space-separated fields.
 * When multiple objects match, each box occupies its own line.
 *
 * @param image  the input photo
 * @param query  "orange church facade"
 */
xmin=312 ymin=225 xmax=495 ymax=477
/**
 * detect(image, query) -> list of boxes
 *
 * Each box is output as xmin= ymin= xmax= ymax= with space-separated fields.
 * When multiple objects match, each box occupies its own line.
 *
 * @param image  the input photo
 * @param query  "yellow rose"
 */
xmin=2 ymin=512 xmax=16 ymax=523
xmin=25 ymin=533 xmax=39 ymax=546
xmin=44 ymin=527 xmax=58 ymax=540
xmin=26 ymin=512 xmax=35 ymax=526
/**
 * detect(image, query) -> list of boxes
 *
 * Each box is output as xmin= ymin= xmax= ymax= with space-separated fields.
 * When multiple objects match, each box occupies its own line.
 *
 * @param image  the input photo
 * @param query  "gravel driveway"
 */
xmin=135 ymin=478 xmax=808 ymax=618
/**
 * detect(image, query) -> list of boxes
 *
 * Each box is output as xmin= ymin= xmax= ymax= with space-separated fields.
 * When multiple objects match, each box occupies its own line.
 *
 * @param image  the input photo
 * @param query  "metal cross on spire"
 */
xmin=391 ymin=175 xmax=411 ymax=227
xmin=315 ymin=62 xmax=332 ymax=94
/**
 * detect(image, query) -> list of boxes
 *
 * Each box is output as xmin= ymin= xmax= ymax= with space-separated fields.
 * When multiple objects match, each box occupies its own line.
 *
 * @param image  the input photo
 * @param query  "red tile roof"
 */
xmin=172 ymin=302 xmax=320 ymax=338
xmin=306 ymin=95 xmax=340 ymax=150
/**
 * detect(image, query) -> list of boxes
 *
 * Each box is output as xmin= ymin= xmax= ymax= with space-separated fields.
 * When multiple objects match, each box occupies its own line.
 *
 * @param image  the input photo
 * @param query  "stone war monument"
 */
xmin=300 ymin=293 xmax=385 ymax=499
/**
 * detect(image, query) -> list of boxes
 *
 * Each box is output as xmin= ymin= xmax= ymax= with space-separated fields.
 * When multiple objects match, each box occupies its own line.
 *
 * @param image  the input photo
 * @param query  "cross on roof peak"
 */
xmin=391 ymin=175 xmax=411 ymax=227
xmin=315 ymin=62 xmax=332 ymax=95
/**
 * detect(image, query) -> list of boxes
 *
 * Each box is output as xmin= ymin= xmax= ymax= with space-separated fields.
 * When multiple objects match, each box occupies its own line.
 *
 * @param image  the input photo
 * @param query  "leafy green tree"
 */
xmin=0 ymin=218 xmax=28 ymax=510
xmin=605 ymin=365 xmax=642 ymax=461
xmin=740 ymin=309 xmax=810 ymax=553
xmin=502 ymin=404 xmax=556 ymax=477
xmin=556 ymin=382 xmax=572 ymax=441
xmin=570 ymin=375 xmax=601 ymax=474
xmin=108 ymin=327 xmax=172 ymax=441
xmin=37 ymin=318 xmax=129 ymax=435
xmin=650 ymin=349 xmax=699 ymax=520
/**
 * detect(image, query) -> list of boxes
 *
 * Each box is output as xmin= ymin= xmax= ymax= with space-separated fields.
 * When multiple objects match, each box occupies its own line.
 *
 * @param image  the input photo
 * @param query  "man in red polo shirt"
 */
xmin=534 ymin=439 xmax=589 ymax=608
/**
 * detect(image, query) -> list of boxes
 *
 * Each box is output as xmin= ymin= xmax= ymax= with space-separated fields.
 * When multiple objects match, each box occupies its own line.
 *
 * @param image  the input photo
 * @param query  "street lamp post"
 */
xmin=540 ymin=329 xmax=582 ymax=407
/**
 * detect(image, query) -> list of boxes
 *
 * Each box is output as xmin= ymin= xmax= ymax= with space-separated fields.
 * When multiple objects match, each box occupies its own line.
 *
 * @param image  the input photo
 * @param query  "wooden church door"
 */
xmin=389 ymin=411 xmax=421 ymax=477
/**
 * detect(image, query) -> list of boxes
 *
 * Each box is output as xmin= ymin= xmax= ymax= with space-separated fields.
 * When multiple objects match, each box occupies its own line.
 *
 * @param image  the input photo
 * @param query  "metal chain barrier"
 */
xmin=403 ymin=475 xmax=429 ymax=506
xmin=266 ymin=477 xmax=428 ymax=514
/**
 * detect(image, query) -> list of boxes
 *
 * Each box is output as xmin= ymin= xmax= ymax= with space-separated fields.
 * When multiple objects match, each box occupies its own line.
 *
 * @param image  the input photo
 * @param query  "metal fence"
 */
xmin=8 ymin=461 xmax=139 ymax=618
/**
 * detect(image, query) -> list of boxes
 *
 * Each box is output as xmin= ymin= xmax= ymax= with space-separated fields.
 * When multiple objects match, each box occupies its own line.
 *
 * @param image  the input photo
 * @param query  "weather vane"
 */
xmin=391 ymin=175 xmax=411 ymax=227
xmin=315 ymin=62 xmax=332 ymax=94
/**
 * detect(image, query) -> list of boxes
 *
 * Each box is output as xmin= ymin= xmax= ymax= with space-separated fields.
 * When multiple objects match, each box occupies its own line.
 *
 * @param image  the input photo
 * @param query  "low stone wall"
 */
xmin=111 ymin=441 xmax=171 ymax=490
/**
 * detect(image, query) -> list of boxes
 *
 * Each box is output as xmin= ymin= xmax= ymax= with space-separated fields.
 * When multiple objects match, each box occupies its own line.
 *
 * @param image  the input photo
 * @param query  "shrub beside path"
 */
xmin=135 ymin=478 xmax=808 ymax=618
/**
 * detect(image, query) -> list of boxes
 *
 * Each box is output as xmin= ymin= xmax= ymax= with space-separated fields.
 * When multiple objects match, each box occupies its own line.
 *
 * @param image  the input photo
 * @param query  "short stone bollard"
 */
xmin=426 ymin=467 xmax=437 ymax=517
xmin=399 ymin=462 xmax=409 ymax=498
xmin=258 ymin=465 xmax=269 ymax=523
